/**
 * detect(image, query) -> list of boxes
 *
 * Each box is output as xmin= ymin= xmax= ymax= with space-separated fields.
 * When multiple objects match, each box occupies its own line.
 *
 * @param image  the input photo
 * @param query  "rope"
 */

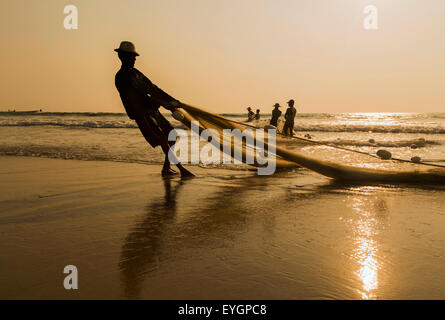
xmin=421 ymin=159 xmax=445 ymax=163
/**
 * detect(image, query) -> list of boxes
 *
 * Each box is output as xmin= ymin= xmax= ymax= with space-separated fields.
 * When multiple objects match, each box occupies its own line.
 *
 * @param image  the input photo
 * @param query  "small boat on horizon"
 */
xmin=6 ymin=109 xmax=43 ymax=113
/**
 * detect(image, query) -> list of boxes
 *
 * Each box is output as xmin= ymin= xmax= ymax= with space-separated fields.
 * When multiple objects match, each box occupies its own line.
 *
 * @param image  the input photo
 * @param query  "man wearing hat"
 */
xmin=114 ymin=41 xmax=193 ymax=177
xmin=269 ymin=103 xmax=282 ymax=127
xmin=255 ymin=109 xmax=261 ymax=120
xmin=246 ymin=107 xmax=255 ymax=122
xmin=283 ymin=99 xmax=297 ymax=136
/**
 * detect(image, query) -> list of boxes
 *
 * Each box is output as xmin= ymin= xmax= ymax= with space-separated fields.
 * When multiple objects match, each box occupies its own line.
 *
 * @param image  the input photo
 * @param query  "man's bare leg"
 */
xmin=162 ymin=154 xmax=177 ymax=176
xmin=176 ymin=162 xmax=194 ymax=177
xmin=160 ymin=142 xmax=194 ymax=177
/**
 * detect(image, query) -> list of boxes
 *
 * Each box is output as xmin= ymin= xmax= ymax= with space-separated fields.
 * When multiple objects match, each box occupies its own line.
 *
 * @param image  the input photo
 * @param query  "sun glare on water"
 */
xmin=341 ymin=113 xmax=412 ymax=126
xmin=346 ymin=191 xmax=387 ymax=299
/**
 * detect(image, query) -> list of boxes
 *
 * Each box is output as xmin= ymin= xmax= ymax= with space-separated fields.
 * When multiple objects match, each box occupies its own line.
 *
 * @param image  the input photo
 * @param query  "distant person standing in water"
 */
xmin=255 ymin=109 xmax=261 ymax=120
xmin=270 ymin=103 xmax=281 ymax=127
xmin=114 ymin=41 xmax=193 ymax=177
xmin=247 ymin=107 xmax=255 ymax=122
xmin=283 ymin=99 xmax=297 ymax=136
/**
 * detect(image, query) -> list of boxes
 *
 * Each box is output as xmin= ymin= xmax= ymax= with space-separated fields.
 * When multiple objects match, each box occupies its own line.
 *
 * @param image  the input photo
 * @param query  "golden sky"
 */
xmin=1 ymin=0 xmax=444 ymax=113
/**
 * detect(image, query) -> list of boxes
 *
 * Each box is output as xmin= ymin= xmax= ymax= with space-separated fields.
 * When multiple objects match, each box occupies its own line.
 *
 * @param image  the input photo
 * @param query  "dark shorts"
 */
xmin=135 ymin=110 xmax=175 ymax=148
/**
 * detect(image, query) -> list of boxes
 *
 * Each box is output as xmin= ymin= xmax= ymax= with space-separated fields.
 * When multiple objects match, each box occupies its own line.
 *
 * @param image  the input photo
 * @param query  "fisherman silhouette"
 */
xmin=114 ymin=41 xmax=193 ymax=177
xmin=255 ymin=109 xmax=261 ymax=120
xmin=283 ymin=99 xmax=297 ymax=136
xmin=246 ymin=107 xmax=255 ymax=122
xmin=270 ymin=103 xmax=282 ymax=127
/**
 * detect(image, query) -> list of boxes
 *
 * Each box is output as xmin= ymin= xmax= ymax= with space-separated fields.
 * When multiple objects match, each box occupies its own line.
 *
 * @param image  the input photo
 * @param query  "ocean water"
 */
xmin=1 ymin=111 xmax=444 ymax=169
xmin=2 ymin=112 xmax=445 ymax=300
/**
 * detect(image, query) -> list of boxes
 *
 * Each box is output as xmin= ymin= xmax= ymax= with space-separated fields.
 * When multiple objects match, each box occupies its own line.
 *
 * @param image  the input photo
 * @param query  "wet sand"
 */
xmin=1 ymin=156 xmax=445 ymax=299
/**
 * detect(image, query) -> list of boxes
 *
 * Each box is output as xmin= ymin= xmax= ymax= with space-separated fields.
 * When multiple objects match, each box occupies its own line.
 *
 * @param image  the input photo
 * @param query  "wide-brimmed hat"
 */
xmin=287 ymin=99 xmax=295 ymax=104
xmin=114 ymin=41 xmax=139 ymax=56
xmin=273 ymin=103 xmax=281 ymax=108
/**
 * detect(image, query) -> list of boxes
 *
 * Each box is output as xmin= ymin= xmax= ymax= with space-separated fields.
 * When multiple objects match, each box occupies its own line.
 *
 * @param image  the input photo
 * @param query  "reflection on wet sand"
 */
xmin=119 ymin=178 xmax=184 ymax=299
xmin=119 ymin=174 xmax=278 ymax=299
xmin=344 ymin=187 xmax=389 ymax=299
xmin=119 ymin=173 xmax=397 ymax=299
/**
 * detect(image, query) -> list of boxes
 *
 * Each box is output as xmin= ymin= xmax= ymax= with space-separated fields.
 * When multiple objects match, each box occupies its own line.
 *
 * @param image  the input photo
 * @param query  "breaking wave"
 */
xmin=292 ymin=125 xmax=445 ymax=134
xmin=1 ymin=119 xmax=445 ymax=134
xmin=0 ymin=119 xmax=139 ymax=128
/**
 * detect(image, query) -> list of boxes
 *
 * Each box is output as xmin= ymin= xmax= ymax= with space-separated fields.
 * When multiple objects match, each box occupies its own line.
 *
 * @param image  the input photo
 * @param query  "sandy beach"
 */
xmin=1 ymin=156 xmax=445 ymax=299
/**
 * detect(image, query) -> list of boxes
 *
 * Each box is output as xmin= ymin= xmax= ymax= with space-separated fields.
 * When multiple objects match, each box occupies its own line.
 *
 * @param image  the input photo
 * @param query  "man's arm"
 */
xmin=134 ymin=70 xmax=180 ymax=109
xmin=150 ymin=82 xmax=176 ymax=103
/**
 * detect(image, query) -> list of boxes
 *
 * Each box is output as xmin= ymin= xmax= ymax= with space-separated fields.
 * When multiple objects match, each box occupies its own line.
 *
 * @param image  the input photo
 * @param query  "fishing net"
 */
xmin=175 ymin=103 xmax=445 ymax=182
